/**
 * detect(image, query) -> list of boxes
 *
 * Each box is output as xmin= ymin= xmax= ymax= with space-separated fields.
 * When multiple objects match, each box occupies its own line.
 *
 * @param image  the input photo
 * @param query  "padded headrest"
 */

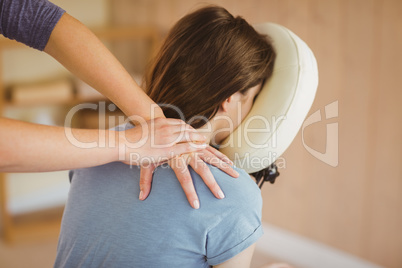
xmin=219 ymin=23 xmax=319 ymax=173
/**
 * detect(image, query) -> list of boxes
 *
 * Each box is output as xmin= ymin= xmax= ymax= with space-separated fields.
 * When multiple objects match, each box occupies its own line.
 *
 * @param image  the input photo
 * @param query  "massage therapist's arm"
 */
xmin=44 ymin=13 xmax=164 ymax=120
xmin=0 ymin=117 xmax=207 ymax=172
xmin=0 ymin=10 xmax=208 ymax=171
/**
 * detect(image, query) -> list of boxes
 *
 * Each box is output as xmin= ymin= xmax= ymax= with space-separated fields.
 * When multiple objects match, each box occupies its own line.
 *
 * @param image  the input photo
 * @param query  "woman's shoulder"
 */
xmin=201 ymin=165 xmax=263 ymax=265
xmin=209 ymin=165 xmax=261 ymax=199
xmin=187 ymin=164 xmax=263 ymax=213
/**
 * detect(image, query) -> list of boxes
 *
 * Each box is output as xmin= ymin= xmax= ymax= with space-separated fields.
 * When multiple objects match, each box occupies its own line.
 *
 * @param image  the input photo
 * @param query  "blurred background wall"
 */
xmin=0 ymin=0 xmax=401 ymax=267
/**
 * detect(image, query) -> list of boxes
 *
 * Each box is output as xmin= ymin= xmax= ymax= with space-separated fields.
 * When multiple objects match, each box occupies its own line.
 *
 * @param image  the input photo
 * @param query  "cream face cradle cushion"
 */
xmin=219 ymin=23 xmax=319 ymax=173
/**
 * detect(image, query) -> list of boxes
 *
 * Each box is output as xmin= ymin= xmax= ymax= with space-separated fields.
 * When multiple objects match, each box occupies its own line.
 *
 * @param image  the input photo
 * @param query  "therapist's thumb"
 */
xmin=139 ymin=165 xmax=156 ymax=200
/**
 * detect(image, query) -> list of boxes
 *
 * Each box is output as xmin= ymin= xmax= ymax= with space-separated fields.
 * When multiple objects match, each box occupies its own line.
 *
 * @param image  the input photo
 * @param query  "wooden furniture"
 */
xmin=0 ymin=26 xmax=159 ymax=243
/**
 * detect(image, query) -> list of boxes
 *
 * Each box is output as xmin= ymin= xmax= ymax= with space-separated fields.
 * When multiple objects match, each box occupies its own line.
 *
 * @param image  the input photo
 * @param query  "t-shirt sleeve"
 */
xmin=0 ymin=0 xmax=65 ymax=50
xmin=206 ymin=174 xmax=264 ymax=266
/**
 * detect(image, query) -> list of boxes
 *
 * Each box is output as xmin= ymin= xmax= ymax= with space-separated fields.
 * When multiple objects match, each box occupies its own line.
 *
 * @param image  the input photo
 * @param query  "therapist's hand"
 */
xmin=119 ymin=117 xmax=239 ymax=209
xmin=139 ymin=146 xmax=239 ymax=209
xmin=170 ymin=147 xmax=239 ymax=209
xmin=118 ymin=117 xmax=207 ymax=164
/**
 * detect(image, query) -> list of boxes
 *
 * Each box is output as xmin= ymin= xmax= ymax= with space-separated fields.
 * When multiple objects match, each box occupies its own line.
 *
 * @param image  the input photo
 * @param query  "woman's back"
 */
xmin=55 ymin=156 xmax=262 ymax=267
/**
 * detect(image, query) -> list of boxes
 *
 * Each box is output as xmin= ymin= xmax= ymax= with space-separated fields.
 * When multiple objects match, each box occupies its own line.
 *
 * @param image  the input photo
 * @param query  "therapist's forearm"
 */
xmin=0 ymin=118 xmax=119 ymax=172
xmin=43 ymin=13 xmax=164 ymax=120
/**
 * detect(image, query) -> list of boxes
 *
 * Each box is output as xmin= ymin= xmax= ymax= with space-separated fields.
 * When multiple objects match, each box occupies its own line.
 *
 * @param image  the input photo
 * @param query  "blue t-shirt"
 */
xmin=55 ymin=159 xmax=263 ymax=267
xmin=0 ymin=0 xmax=65 ymax=50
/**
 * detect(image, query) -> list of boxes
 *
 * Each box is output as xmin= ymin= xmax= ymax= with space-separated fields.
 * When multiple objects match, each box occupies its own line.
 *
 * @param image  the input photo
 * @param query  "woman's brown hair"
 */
xmin=146 ymin=6 xmax=276 ymax=128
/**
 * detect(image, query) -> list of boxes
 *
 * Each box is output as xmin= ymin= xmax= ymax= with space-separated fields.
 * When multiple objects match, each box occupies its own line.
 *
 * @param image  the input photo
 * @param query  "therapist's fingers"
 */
xmin=170 ymin=156 xmax=200 ymax=209
xmin=139 ymin=164 xmax=156 ymax=200
xmin=197 ymin=148 xmax=239 ymax=178
xmin=155 ymin=142 xmax=206 ymax=165
xmin=189 ymin=153 xmax=225 ymax=200
xmin=175 ymin=129 xmax=207 ymax=144
xmin=170 ymin=142 xmax=207 ymax=156
xmin=206 ymin=145 xmax=233 ymax=165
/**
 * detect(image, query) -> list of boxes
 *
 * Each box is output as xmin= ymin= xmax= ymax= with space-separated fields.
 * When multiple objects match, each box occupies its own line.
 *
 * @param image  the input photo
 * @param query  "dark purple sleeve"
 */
xmin=0 ymin=0 xmax=65 ymax=51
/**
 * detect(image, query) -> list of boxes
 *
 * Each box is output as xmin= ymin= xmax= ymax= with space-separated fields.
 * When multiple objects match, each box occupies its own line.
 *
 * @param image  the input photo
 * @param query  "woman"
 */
xmin=55 ymin=6 xmax=276 ymax=268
